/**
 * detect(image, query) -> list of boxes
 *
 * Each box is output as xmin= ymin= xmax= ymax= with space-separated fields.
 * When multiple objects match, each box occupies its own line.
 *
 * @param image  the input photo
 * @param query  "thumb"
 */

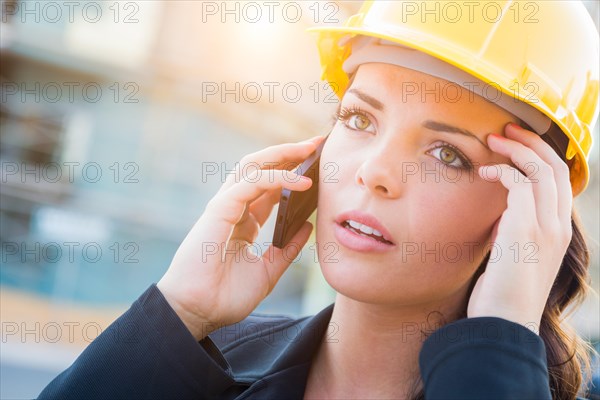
xmin=263 ymin=221 xmax=314 ymax=291
xmin=489 ymin=217 xmax=501 ymax=244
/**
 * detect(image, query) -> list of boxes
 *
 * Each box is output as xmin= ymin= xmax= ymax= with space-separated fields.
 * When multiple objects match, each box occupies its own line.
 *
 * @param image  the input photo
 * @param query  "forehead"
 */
xmin=347 ymin=63 xmax=519 ymax=126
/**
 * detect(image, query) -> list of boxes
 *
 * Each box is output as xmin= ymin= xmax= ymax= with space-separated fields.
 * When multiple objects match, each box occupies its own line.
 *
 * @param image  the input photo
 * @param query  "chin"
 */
xmin=321 ymin=260 xmax=472 ymax=313
xmin=322 ymin=269 xmax=398 ymax=304
xmin=315 ymin=244 xmax=419 ymax=305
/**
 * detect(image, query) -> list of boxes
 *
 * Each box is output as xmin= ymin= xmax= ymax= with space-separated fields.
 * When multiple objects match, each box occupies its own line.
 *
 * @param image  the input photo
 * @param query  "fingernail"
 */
xmin=489 ymin=133 xmax=505 ymax=141
xmin=300 ymin=176 xmax=312 ymax=182
xmin=507 ymin=122 xmax=524 ymax=132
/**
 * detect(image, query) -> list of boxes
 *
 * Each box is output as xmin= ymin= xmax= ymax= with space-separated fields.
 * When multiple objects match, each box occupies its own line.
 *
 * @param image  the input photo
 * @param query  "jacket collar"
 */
xmin=219 ymin=303 xmax=335 ymax=398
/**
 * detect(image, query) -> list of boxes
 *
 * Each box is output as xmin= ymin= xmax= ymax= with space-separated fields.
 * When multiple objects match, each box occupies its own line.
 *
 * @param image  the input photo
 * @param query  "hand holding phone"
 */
xmin=272 ymin=134 xmax=329 ymax=248
xmin=157 ymin=136 xmax=324 ymax=340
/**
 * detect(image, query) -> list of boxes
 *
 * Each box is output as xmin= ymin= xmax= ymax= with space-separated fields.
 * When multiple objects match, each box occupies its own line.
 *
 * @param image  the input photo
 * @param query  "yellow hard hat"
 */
xmin=309 ymin=0 xmax=599 ymax=196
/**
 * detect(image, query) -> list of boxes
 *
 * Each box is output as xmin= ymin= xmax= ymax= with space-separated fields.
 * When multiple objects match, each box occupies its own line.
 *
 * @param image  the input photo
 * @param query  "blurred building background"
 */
xmin=0 ymin=1 xmax=598 ymax=398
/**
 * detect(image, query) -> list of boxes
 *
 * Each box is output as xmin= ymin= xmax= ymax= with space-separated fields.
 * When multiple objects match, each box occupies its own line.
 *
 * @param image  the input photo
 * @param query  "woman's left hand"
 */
xmin=467 ymin=123 xmax=573 ymax=333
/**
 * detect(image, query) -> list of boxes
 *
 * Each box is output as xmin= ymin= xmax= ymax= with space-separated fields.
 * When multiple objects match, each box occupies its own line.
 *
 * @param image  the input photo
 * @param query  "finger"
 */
xmin=229 ymin=209 xmax=261 ymax=245
xmin=204 ymin=170 xmax=313 ymax=243
xmin=479 ymin=163 xmax=537 ymax=230
xmin=230 ymin=188 xmax=285 ymax=241
xmin=248 ymin=187 xmax=283 ymax=228
xmin=217 ymin=136 xmax=325 ymax=194
xmin=262 ymin=221 xmax=313 ymax=294
xmin=504 ymin=123 xmax=572 ymax=225
xmin=486 ymin=133 xmax=557 ymax=229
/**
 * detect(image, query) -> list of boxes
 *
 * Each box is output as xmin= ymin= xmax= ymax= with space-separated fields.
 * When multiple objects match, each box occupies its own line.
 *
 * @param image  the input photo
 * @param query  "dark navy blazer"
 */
xmin=37 ymin=284 xmax=556 ymax=399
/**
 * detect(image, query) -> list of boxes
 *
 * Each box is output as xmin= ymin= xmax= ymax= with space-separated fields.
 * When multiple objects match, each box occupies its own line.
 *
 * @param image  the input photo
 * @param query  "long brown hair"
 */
xmin=542 ymin=210 xmax=594 ymax=399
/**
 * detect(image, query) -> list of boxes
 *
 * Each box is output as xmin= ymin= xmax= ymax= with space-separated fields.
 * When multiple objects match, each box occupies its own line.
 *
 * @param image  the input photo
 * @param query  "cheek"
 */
xmin=316 ymin=134 xmax=355 ymax=220
xmin=413 ymin=175 xmax=507 ymax=246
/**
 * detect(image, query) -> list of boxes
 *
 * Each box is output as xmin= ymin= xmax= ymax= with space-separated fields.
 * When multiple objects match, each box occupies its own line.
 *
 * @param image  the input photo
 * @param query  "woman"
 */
xmin=38 ymin=1 xmax=598 ymax=399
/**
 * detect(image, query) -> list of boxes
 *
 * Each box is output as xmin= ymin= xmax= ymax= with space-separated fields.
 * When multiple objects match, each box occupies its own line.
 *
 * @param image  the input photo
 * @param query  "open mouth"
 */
xmin=340 ymin=220 xmax=394 ymax=245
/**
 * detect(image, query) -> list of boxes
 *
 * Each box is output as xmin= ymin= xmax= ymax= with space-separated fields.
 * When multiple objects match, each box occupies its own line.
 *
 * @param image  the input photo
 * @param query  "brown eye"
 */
xmin=427 ymin=143 xmax=472 ymax=170
xmin=353 ymin=115 xmax=371 ymax=130
xmin=336 ymin=106 xmax=375 ymax=134
xmin=439 ymin=147 xmax=457 ymax=164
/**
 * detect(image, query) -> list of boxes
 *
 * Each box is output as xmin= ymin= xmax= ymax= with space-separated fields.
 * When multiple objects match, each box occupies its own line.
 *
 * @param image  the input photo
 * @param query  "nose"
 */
xmin=355 ymin=144 xmax=404 ymax=198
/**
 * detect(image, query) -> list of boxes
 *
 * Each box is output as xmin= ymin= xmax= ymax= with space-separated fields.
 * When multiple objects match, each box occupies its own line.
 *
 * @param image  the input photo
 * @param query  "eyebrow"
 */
xmin=422 ymin=120 xmax=488 ymax=149
xmin=347 ymin=89 xmax=385 ymax=111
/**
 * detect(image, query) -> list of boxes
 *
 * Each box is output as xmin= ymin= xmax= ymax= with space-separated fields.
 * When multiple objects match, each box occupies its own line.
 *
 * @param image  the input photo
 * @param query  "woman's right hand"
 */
xmin=157 ymin=135 xmax=325 ymax=340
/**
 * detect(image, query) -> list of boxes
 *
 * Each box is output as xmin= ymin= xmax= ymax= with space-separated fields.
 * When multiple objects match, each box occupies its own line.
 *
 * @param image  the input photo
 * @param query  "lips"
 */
xmin=335 ymin=210 xmax=396 ymax=245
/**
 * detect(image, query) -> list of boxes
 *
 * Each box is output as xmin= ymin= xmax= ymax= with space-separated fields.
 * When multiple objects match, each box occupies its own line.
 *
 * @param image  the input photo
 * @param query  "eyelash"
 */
xmin=335 ymin=106 xmax=473 ymax=170
xmin=336 ymin=106 xmax=372 ymax=130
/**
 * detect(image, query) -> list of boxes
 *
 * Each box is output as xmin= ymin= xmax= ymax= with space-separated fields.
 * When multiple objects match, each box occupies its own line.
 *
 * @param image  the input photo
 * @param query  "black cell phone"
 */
xmin=272 ymin=134 xmax=329 ymax=249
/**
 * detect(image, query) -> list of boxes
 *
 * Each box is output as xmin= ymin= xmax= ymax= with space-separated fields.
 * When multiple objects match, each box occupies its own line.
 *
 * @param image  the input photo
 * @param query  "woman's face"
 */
xmin=316 ymin=63 xmax=519 ymax=306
